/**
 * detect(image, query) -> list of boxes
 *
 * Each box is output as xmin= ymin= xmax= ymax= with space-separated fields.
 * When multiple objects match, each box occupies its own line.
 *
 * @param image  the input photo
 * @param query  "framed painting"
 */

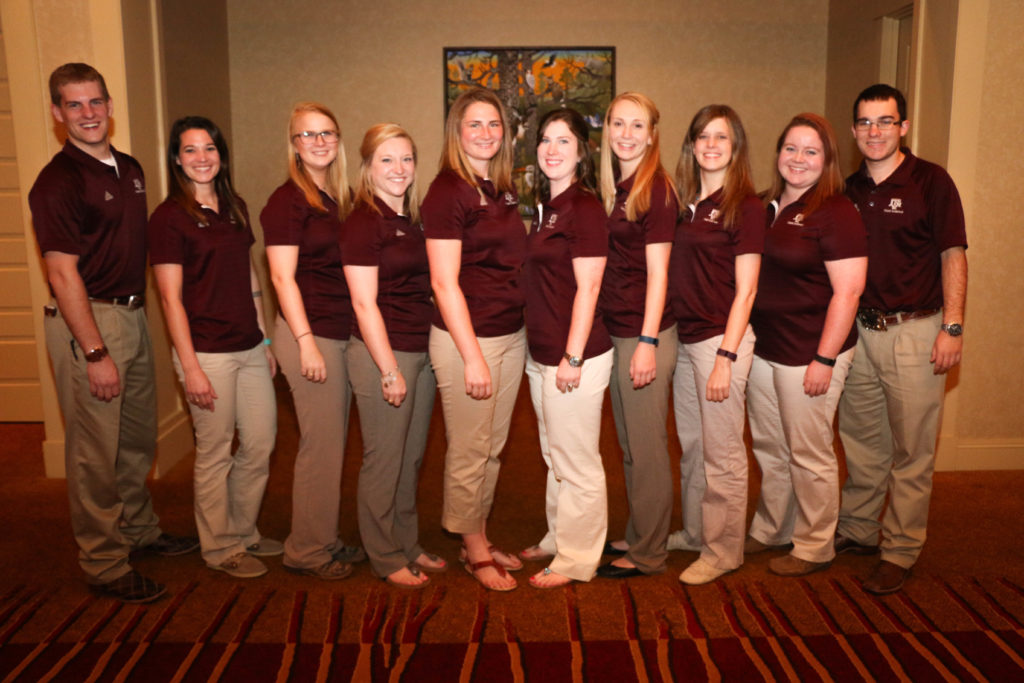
xmin=443 ymin=46 xmax=615 ymax=216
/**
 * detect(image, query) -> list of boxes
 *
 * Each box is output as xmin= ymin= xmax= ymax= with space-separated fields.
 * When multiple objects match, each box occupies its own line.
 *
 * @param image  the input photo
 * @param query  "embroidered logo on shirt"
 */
xmin=504 ymin=192 xmax=516 ymax=206
xmin=705 ymin=208 xmax=721 ymax=224
xmin=544 ymin=212 xmax=558 ymax=230
xmin=788 ymin=213 xmax=805 ymax=227
xmin=133 ymin=178 xmax=144 ymax=194
xmin=104 ymin=191 xmax=114 ymax=201
xmin=885 ymin=198 xmax=904 ymax=214
xmin=395 ymin=228 xmax=406 ymax=237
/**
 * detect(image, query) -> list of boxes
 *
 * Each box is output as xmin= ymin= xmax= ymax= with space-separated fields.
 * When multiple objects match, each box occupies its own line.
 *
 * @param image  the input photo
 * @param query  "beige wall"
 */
xmin=226 ymin=0 xmax=829 ymax=212
xmin=957 ymin=0 xmax=1024 ymax=446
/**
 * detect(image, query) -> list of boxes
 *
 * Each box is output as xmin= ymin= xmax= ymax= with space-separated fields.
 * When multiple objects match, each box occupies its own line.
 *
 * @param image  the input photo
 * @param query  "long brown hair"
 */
xmin=439 ymin=87 xmax=514 ymax=193
xmin=354 ymin=123 xmax=420 ymax=223
xmin=287 ymin=102 xmax=351 ymax=219
xmin=599 ymin=92 xmax=676 ymax=220
xmin=765 ymin=112 xmax=843 ymax=217
xmin=533 ymin=108 xmax=598 ymax=204
xmin=166 ymin=116 xmax=246 ymax=227
xmin=676 ymin=105 xmax=755 ymax=230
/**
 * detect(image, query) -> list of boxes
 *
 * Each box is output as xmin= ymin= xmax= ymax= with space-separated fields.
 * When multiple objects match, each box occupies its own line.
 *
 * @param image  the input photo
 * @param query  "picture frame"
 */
xmin=443 ymin=46 xmax=616 ymax=216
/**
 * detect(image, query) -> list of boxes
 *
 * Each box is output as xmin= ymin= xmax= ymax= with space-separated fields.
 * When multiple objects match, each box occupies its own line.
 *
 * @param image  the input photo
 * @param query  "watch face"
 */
xmin=944 ymin=323 xmax=963 ymax=337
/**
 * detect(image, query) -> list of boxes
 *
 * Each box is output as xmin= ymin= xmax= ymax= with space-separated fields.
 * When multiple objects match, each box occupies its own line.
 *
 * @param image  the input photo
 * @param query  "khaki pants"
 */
xmin=44 ymin=303 xmax=161 ymax=583
xmin=347 ymin=339 xmax=436 ymax=577
xmin=673 ymin=327 xmax=755 ymax=571
xmin=747 ymin=348 xmax=854 ymax=563
xmin=173 ymin=344 xmax=276 ymax=566
xmin=609 ymin=326 xmax=676 ymax=574
xmin=526 ymin=349 xmax=612 ymax=581
xmin=274 ymin=315 xmax=352 ymax=569
xmin=838 ymin=314 xmax=946 ymax=569
xmin=429 ymin=326 xmax=525 ymax=534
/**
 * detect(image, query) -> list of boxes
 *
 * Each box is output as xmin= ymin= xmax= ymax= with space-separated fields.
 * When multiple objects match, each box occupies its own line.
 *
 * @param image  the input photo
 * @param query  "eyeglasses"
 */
xmin=293 ymin=130 xmax=340 ymax=144
xmin=854 ymin=117 xmax=902 ymax=131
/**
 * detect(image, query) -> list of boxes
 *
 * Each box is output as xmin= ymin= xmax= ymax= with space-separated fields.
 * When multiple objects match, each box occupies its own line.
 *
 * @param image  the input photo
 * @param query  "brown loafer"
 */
xmin=768 ymin=554 xmax=831 ymax=577
xmin=863 ymin=560 xmax=910 ymax=595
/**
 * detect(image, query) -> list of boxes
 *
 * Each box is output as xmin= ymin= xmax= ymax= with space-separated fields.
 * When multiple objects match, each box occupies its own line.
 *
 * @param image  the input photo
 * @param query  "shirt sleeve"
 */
xmin=261 ymin=184 xmax=304 ymax=246
xmin=567 ymin=193 xmax=609 ymax=259
xmin=147 ymin=202 xmax=186 ymax=266
xmin=643 ymin=177 xmax=679 ymax=244
xmin=339 ymin=208 xmax=382 ymax=266
xmin=28 ymin=164 xmax=85 ymax=256
xmin=422 ymin=172 xmax=470 ymax=240
xmin=732 ymin=195 xmax=767 ymax=256
xmin=819 ymin=196 xmax=868 ymax=262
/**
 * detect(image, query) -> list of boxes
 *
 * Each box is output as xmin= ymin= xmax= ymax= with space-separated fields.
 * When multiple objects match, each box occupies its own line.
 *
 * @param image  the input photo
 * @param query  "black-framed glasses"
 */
xmin=293 ymin=130 xmax=340 ymax=145
xmin=854 ymin=117 xmax=902 ymax=131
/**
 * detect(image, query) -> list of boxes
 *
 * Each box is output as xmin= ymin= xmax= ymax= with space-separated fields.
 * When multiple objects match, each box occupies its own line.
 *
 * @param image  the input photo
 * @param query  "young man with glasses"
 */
xmin=835 ymin=84 xmax=968 ymax=595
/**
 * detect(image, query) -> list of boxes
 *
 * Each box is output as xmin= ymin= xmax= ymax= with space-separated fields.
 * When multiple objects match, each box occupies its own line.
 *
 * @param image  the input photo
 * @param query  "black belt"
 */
xmin=88 ymin=294 xmax=145 ymax=309
xmin=857 ymin=308 xmax=940 ymax=332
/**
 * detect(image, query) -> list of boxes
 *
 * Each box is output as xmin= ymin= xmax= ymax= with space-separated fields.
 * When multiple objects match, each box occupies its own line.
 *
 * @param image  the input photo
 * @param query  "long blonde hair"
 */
xmin=287 ymin=101 xmax=351 ymax=219
xmin=439 ymin=87 xmax=515 ymax=194
xmin=354 ymin=123 xmax=420 ymax=223
xmin=599 ymin=92 xmax=676 ymax=220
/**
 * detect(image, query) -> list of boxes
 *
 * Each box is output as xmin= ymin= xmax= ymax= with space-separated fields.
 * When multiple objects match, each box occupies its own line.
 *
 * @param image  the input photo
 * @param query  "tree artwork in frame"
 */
xmin=444 ymin=46 xmax=616 ymax=217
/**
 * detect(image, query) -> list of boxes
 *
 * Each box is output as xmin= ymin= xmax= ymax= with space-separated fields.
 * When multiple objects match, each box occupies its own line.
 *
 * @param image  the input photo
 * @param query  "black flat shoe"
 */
xmin=596 ymin=562 xmax=644 ymax=579
xmin=602 ymin=541 xmax=627 ymax=556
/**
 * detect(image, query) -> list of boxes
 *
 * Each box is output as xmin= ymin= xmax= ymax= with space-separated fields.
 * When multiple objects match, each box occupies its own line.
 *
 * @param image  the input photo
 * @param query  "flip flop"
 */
xmin=463 ymin=558 xmax=517 ymax=592
xmin=385 ymin=563 xmax=431 ymax=590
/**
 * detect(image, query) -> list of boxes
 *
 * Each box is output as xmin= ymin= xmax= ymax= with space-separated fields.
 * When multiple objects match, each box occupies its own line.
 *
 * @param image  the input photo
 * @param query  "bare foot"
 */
xmin=518 ymin=544 xmax=555 ymax=561
xmin=415 ymin=552 xmax=448 ymax=573
xmin=386 ymin=565 xmax=430 ymax=589
xmin=611 ymin=557 xmax=636 ymax=569
xmin=464 ymin=558 xmax=517 ymax=591
xmin=529 ymin=568 xmax=573 ymax=589
xmin=609 ymin=539 xmax=629 ymax=552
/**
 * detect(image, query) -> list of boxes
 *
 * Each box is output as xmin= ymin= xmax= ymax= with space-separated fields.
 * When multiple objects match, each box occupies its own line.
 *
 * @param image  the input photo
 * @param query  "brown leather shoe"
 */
xmin=834 ymin=533 xmax=879 ymax=556
xmin=768 ymin=554 xmax=831 ymax=576
xmin=863 ymin=560 xmax=910 ymax=595
xmin=744 ymin=536 xmax=793 ymax=555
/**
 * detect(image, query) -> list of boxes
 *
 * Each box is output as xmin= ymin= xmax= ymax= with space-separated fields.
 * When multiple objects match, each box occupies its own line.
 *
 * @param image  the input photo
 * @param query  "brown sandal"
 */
xmin=463 ymin=558 xmax=517 ymax=592
xmin=460 ymin=544 xmax=524 ymax=572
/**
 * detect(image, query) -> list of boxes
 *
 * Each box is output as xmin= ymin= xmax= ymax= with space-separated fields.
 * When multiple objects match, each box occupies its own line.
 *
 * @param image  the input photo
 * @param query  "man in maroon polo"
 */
xmin=835 ymin=84 xmax=968 ymax=595
xmin=29 ymin=63 xmax=197 ymax=603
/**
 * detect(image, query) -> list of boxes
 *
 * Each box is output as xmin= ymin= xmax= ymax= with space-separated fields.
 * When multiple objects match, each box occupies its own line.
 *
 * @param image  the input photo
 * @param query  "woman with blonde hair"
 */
xmin=668 ymin=105 xmax=765 ymax=585
xmin=746 ymin=113 xmax=867 ymax=577
xmin=422 ymin=87 xmax=527 ymax=592
xmin=597 ymin=92 xmax=679 ymax=580
xmin=150 ymin=116 xmax=278 ymax=579
xmin=341 ymin=123 xmax=445 ymax=589
xmin=262 ymin=102 xmax=362 ymax=580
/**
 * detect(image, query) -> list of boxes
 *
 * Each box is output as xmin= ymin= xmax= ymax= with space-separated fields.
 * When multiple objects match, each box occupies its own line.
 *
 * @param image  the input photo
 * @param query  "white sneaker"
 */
xmin=679 ymin=558 xmax=730 ymax=585
xmin=666 ymin=530 xmax=700 ymax=552
xmin=210 ymin=552 xmax=268 ymax=578
xmin=247 ymin=538 xmax=284 ymax=557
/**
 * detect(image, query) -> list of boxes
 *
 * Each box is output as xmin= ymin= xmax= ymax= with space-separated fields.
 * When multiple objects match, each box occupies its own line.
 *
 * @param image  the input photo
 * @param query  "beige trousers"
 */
xmin=429 ymin=326 xmax=526 ymax=534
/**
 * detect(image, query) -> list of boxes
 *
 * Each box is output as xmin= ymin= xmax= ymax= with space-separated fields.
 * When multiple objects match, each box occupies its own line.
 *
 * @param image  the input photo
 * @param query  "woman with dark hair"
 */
xmin=341 ymin=123 xmax=446 ymax=589
xmin=517 ymin=108 xmax=611 ymax=589
xmin=263 ymin=102 xmax=362 ymax=580
xmin=669 ymin=105 xmax=765 ymax=585
xmin=423 ymin=87 xmax=527 ymax=592
xmin=597 ymin=92 xmax=679 ymax=580
xmin=149 ymin=116 xmax=278 ymax=578
xmin=746 ymin=113 xmax=867 ymax=576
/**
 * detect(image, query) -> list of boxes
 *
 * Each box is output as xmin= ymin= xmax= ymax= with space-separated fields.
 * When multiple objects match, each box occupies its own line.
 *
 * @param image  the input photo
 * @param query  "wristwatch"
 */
xmin=941 ymin=322 xmax=963 ymax=337
xmin=563 ymin=352 xmax=583 ymax=368
xmin=84 ymin=345 xmax=108 ymax=363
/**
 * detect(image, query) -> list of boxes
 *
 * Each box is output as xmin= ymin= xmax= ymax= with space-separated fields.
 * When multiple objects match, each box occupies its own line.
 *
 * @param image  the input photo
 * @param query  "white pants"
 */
xmin=673 ymin=328 xmax=755 ymax=570
xmin=173 ymin=343 xmax=277 ymax=565
xmin=526 ymin=349 xmax=612 ymax=581
xmin=746 ymin=348 xmax=854 ymax=563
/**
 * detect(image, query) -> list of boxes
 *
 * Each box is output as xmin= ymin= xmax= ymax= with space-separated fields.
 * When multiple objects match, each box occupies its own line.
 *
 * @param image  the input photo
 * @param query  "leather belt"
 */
xmin=857 ymin=307 xmax=940 ymax=332
xmin=88 ymin=294 xmax=145 ymax=309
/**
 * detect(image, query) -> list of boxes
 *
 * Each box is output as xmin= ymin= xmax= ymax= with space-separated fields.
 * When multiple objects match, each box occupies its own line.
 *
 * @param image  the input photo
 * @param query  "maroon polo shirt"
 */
xmin=339 ymin=197 xmax=432 ymax=353
xmin=845 ymin=149 xmax=967 ymax=312
xmin=670 ymin=191 xmax=765 ymax=343
xmin=751 ymin=192 xmax=867 ymax=366
xmin=148 ymin=197 xmax=262 ymax=353
xmin=261 ymin=180 xmax=352 ymax=340
xmin=600 ymin=173 xmax=679 ymax=337
xmin=421 ymin=169 xmax=526 ymax=337
xmin=29 ymin=142 xmax=148 ymax=298
xmin=524 ymin=182 xmax=612 ymax=366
